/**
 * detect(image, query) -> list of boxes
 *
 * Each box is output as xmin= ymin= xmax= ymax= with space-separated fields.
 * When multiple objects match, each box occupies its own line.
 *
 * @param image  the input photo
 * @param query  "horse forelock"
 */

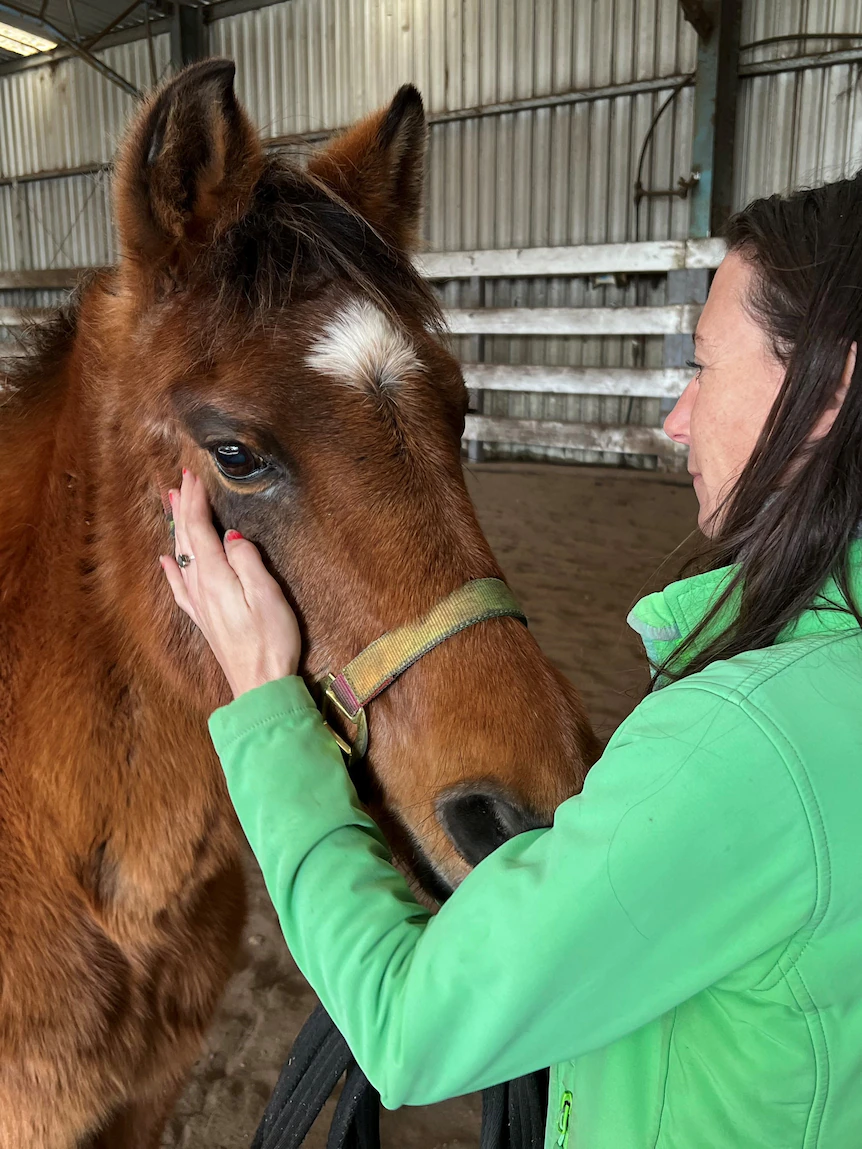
xmin=201 ymin=157 xmax=442 ymax=334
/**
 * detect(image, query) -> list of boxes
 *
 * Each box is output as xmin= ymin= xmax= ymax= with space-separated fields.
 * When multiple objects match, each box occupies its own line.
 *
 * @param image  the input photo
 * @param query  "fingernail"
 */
xmin=168 ymin=490 xmax=174 ymax=502
xmin=225 ymin=529 xmax=243 ymax=542
xmin=182 ymin=468 xmax=188 ymax=477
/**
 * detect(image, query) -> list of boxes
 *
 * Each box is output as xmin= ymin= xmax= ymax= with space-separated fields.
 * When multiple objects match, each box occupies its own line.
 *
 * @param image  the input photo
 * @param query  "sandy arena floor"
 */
xmin=162 ymin=463 xmax=699 ymax=1149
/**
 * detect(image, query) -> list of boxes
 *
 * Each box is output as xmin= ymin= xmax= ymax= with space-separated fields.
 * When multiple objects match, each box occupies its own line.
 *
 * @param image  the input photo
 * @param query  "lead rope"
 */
xmin=252 ymin=1005 xmax=548 ymax=1149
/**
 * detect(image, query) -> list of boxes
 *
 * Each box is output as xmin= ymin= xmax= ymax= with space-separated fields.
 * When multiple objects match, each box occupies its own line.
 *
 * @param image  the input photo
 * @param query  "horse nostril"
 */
xmin=436 ymin=789 xmax=549 ymax=867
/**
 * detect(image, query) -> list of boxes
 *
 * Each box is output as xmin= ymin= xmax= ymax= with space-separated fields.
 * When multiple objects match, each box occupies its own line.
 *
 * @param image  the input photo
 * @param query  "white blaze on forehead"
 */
xmin=306 ymin=299 xmax=419 ymax=392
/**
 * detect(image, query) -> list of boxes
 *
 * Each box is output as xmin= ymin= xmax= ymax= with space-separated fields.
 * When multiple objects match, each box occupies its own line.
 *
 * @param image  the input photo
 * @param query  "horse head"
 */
xmin=90 ymin=59 xmax=598 ymax=893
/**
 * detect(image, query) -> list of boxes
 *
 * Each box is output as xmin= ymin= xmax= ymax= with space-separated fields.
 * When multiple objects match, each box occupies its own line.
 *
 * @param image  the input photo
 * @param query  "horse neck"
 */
xmin=0 ymin=298 xmax=130 ymax=668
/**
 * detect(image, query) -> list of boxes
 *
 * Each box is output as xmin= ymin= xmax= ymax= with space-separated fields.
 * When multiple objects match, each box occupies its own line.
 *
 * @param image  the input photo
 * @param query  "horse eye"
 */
xmin=211 ymin=442 xmax=267 ymax=480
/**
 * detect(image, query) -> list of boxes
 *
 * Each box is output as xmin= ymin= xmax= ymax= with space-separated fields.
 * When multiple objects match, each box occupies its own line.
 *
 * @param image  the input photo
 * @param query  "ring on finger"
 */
xmin=176 ymin=553 xmax=195 ymax=569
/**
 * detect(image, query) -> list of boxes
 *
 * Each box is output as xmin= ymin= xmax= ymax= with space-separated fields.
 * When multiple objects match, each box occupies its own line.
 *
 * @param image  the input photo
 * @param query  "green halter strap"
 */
xmin=318 ymin=578 xmax=527 ymax=764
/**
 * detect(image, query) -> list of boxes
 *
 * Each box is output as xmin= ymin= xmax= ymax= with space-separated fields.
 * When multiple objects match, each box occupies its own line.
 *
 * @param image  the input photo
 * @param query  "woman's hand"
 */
xmin=159 ymin=470 xmax=302 ymax=699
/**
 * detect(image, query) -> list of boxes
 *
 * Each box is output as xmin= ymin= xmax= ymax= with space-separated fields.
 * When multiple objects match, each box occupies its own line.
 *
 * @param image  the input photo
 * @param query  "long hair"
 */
xmin=659 ymin=172 xmax=862 ymax=683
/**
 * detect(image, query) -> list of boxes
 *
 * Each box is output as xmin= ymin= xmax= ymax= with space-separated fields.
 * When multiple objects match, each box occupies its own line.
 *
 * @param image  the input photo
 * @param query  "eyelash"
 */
xmin=686 ymin=359 xmax=703 ymax=374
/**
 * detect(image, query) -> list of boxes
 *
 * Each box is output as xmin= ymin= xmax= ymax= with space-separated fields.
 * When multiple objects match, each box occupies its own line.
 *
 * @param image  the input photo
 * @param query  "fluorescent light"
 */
xmin=0 ymin=21 xmax=56 ymax=55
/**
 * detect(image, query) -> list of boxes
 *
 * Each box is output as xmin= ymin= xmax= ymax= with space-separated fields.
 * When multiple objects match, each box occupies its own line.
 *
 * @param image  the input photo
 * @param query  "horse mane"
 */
xmin=1 ymin=293 xmax=81 ymax=403
xmin=0 ymin=267 xmax=112 ymax=423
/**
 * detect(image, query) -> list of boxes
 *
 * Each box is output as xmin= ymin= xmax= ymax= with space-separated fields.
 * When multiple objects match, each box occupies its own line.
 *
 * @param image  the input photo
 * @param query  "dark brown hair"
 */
xmin=661 ymin=172 xmax=862 ymax=682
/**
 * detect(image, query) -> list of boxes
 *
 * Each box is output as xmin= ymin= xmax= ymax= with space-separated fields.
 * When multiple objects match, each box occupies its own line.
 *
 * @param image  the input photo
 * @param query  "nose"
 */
xmin=436 ymin=787 xmax=551 ymax=866
xmin=663 ymin=378 xmax=695 ymax=445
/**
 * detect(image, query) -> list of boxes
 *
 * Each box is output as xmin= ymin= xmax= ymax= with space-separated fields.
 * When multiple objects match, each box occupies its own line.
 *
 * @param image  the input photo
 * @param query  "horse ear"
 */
xmin=307 ymin=85 xmax=427 ymax=252
xmin=114 ymin=58 xmax=263 ymax=273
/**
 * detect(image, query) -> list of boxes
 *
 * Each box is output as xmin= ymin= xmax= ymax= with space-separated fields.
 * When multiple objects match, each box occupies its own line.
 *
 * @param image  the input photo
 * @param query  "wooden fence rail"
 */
xmin=417 ymin=238 xmax=725 ymax=279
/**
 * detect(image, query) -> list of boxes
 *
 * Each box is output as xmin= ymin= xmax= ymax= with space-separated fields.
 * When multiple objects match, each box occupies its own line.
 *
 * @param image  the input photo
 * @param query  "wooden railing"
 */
xmin=2 ymin=238 xmax=726 ymax=463
xmin=420 ymin=238 xmax=723 ymax=464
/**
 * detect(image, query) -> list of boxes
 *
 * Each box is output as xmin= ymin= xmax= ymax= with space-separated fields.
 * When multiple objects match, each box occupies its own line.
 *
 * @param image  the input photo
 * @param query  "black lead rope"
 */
xmin=252 ymin=1004 xmax=548 ymax=1149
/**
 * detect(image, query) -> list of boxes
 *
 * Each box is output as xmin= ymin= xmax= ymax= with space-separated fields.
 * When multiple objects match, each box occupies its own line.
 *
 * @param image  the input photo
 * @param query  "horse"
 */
xmin=0 ymin=59 xmax=599 ymax=1148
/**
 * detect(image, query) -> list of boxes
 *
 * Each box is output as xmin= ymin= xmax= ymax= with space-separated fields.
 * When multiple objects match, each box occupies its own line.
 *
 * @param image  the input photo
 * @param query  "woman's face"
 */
xmin=664 ymin=251 xmax=785 ymax=534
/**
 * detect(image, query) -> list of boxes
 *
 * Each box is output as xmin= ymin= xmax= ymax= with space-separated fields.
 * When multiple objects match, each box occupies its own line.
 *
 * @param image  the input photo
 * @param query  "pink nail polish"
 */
xmin=225 ymin=529 xmax=243 ymax=542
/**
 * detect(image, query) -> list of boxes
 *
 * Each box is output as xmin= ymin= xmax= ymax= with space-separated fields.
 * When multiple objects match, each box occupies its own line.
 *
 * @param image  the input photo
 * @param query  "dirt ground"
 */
xmin=161 ymin=463 xmax=698 ymax=1149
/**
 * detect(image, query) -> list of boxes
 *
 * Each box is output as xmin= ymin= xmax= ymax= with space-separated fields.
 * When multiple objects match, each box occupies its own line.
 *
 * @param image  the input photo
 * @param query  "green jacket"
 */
xmin=210 ymin=559 xmax=862 ymax=1148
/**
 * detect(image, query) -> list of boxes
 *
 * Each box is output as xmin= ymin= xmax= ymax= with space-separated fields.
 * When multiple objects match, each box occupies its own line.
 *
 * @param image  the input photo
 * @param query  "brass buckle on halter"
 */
xmin=320 ymin=674 xmax=369 ymax=768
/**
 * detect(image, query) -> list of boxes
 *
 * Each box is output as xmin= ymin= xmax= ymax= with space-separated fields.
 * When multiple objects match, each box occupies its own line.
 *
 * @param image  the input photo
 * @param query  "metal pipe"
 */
xmin=740 ymin=45 xmax=862 ymax=77
xmin=264 ymin=72 xmax=695 ymax=152
xmin=0 ymin=1 xmax=141 ymax=98
xmin=0 ymin=69 xmax=712 ymax=187
xmin=4 ymin=43 xmax=862 ymax=188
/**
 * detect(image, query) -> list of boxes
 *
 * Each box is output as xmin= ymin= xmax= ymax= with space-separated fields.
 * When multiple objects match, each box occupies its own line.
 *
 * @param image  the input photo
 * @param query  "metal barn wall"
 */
xmin=737 ymin=0 xmax=862 ymax=204
xmin=3 ymin=0 xmax=862 ymax=463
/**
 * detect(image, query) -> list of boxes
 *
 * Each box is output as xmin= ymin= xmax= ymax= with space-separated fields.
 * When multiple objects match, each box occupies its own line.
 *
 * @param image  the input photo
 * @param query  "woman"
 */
xmin=161 ymin=176 xmax=862 ymax=1148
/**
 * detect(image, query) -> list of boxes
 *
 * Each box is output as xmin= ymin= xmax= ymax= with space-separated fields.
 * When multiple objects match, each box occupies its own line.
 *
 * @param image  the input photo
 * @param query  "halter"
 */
xmin=316 ymin=578 xmax=527 ymax=765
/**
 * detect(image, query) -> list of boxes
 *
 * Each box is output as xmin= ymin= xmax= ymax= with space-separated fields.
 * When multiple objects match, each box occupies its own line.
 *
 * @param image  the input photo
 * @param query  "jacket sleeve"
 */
xmin=208 ymin=674 xmax=817 ymax=1110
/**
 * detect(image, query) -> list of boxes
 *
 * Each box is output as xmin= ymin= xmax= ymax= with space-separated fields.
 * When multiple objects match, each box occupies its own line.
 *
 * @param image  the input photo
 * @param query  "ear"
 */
xmin=811 ymin=340 xmax=857 ymax=441
xmin=307 ymin=85 xmax=427 ymax=252
xmin=114 ymin=58 xmax=264 ymax=273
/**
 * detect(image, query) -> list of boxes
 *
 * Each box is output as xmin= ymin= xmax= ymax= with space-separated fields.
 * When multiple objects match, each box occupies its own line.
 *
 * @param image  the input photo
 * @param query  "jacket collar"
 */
xmin=628 ymin=542 xmax=862 ymax=676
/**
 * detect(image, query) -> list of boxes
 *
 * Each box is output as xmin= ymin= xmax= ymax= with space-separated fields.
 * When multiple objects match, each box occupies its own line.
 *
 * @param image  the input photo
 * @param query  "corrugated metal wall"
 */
xmin=0 ymin=38 xmax=168 ymax=179
xmin=737 ymin=1 xmax=862 ymax=203
xmin=2 ymin=0 xmax=862 ymax=463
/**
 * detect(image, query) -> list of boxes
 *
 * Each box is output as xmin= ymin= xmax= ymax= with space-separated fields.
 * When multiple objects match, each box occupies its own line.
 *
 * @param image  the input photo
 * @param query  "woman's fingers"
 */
xmin=169 ymin=485 xmax=192 ymax=567
xmin=160 ymin=554 xmax=198 ymax=622
xmin=180 ymin=471 xmax=231 ymax=575
xmin=171 ymin=473 xmax=235 ymax=611
xmin=223 ymin=531 xmax=271 ymax=596
xmin=159 ymin=475 xmax=304 ymax=695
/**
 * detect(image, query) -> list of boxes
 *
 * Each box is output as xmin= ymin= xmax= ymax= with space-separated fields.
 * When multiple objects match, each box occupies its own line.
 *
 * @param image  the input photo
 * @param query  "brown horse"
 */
xmin=0 ymin=60 xmax=598 ymax=1148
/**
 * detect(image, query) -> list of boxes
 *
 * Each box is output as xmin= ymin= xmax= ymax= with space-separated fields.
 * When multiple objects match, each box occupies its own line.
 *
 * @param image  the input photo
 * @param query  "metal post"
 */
xmin=170 ymin=2 xmax=205 ymax=71
xmin=687 ymin=0 xmax=742 ymax=238
xmin=466 ymin=274 xmax=485 ymax=464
